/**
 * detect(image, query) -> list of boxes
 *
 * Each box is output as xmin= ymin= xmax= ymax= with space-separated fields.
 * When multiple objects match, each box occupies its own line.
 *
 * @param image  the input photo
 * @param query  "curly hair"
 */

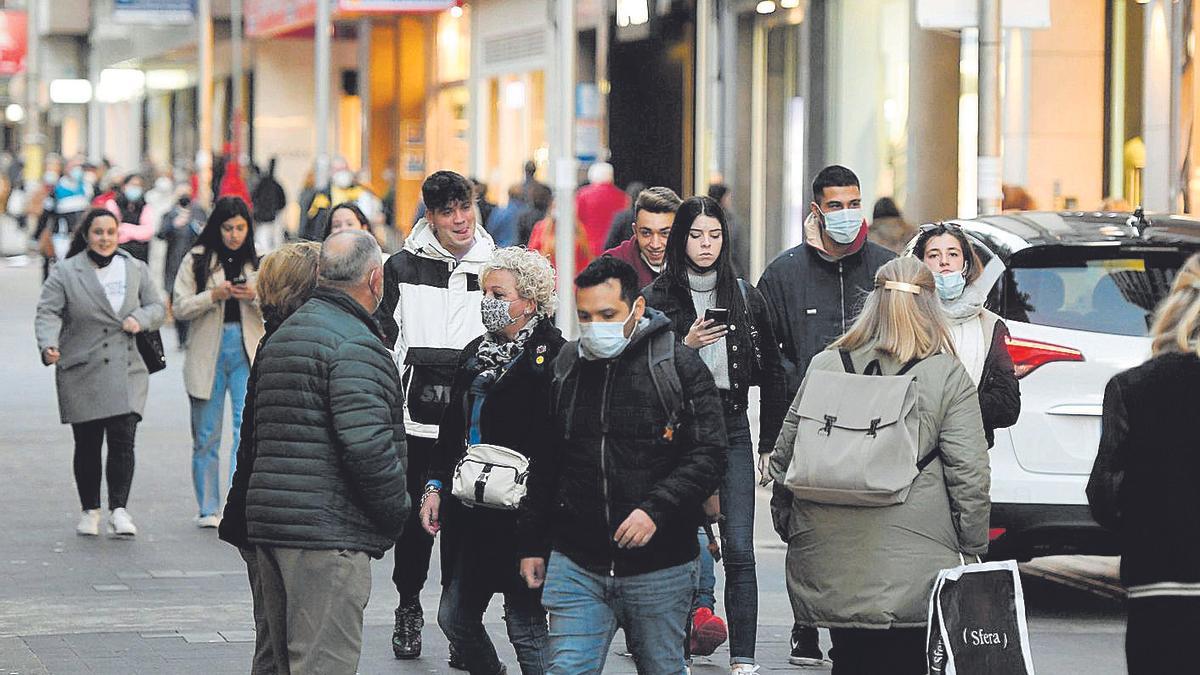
xmin=480 ymin=246 xmax=559 ymax=318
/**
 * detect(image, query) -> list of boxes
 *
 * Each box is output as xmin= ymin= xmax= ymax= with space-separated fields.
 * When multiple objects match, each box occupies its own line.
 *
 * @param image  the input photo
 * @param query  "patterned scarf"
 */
xmin=473 ymin=317 xmax=540 ymax=381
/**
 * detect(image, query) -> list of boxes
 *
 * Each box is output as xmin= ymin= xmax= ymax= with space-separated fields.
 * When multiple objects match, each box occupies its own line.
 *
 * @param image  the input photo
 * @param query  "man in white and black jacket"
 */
xmin=376 ymin=170 xmax=495 ymax=660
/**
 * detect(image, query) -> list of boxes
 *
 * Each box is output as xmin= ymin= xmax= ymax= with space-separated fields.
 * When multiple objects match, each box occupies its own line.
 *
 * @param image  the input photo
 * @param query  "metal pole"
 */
xmin=694 ymin=0 xmax=711 ymax=196
xmin=977 ymin=0 xmax=1002 ymax=216
xmin=358 ymin=17 xmax=372 ymax=183
xmin=22 ymin=0 xmax=43 ymax=186
xmin=595 ymin=0 xmax=609 ymax=154
xmin=231 ymin=0 xmax=244 ymax=165
xmin=553 ymin=0 xmax=577 ymax=336
xmin=198 ymin=0 xmax=214 ymax=206
xmin=315 ymin=0 xmax=332 ymax=189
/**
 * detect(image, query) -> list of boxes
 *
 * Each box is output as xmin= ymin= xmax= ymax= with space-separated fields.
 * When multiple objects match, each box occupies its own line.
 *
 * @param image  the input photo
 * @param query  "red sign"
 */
xmin=245 ymin=0 xmax=317 ymax=39
xmin=245 ymin=0 xmax=455 ymax=36
xmin=0 ymin=11 xmax=27 ymax=76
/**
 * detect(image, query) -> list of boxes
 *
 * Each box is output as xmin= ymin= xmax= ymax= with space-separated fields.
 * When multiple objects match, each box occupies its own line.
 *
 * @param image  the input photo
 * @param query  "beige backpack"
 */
xmin=783 ymin=351 xmax=939 ymax=506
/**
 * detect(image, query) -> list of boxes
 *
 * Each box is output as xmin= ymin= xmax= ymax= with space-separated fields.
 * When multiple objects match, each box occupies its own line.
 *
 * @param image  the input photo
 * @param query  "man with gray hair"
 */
xmin=245 ymin=229 xmax=409 ymax=674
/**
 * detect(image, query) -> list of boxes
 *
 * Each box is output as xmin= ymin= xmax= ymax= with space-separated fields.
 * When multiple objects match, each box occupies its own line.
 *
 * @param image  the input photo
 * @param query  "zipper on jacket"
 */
xmin=599 ymin=361 xmax=616 ymax=577
xmin=838 ymin=262 xmax=846 ymax=332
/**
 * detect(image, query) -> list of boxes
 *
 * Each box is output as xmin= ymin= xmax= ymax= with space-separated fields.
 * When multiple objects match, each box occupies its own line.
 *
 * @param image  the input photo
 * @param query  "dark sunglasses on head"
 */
xmin=918 ymin=222 xmax=963 ymax=234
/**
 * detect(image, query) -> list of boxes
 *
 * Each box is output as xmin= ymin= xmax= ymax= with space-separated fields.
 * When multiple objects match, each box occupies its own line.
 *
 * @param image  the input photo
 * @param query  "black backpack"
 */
xmin=252 ymin=158 xmax=287 ymax=223
xmin=552 ymin=329 xmax=684 ymax=441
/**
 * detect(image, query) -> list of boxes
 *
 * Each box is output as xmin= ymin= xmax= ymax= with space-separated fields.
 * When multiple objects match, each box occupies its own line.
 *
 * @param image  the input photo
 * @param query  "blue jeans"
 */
xmin=189 ymin=323 xmax=250 ymax=517
xmin=541 ymin=552 xmax=697 ymax=675
xmin=695 ymin=528 xmax=717 ymax=611
xmin=719 ymin=411 xmax=758 ymax=664
xmin=437 ymin=552 xmax=548 ymax=675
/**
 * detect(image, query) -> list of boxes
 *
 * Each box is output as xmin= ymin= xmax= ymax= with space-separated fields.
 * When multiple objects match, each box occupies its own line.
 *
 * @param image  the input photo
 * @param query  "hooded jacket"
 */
xmin=757 ymin=213 xmax=896 ymax=395
xmin=517 ymin=309 xmax=727 ymax=577
xmin=378 ymin=218 xmax=496 ymax=439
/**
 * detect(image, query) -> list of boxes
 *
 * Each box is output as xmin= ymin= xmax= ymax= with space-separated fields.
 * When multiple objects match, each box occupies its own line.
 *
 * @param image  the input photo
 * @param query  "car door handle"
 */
xmin=1045 ymin=404 xmax=1103 ymax=417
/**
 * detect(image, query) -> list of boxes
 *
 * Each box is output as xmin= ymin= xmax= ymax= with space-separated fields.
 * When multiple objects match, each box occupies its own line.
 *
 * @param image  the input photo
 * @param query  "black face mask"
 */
xmin=86 ymin=249 xmax=116 ymax=268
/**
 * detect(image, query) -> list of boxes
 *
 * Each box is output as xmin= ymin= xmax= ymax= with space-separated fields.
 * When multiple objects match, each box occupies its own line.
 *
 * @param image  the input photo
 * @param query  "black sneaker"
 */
xmin=392 ymin=600 xmax=423 ymax=659
xmin=788 ymin=624 xmax=832 ymax=668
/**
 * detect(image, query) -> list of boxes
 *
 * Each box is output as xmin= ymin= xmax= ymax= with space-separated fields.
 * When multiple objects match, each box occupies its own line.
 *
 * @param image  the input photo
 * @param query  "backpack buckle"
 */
xmin=820 ymin=415 xmax=836 ymax=436
xmin=867 ymin=418 xmax=882 ymax=438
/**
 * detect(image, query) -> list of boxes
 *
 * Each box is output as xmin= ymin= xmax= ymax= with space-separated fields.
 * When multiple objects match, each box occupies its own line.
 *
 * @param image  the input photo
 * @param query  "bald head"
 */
xmin=319 ymin=230 xmax=384 ymax=311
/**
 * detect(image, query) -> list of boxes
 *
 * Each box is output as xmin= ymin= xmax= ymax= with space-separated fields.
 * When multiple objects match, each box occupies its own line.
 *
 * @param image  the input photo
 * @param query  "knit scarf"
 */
xmin=942 ymin=255 xmax=1006 ymax=326
xmin=474 ymin=317 xmax=540 ymax=381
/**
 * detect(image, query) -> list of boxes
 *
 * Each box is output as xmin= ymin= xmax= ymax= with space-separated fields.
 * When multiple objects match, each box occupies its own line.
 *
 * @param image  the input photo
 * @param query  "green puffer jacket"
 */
xmin=245 ymin=288 xmax=410 ymax=558
xmin=769 ymin=344 xmax=990 ymax=629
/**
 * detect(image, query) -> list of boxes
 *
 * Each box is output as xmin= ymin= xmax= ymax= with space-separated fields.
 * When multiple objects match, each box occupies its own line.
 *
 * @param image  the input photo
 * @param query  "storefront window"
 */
xmin=428 ymin=6 xmax=472 ymax=177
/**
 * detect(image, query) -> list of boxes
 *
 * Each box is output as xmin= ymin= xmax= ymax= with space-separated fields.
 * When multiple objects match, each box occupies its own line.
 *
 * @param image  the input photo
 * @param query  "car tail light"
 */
xmin=989 ymin=528 xmax=1006 ymax=541
xmin=1005 ymin=336 xmax=1084 ymax=379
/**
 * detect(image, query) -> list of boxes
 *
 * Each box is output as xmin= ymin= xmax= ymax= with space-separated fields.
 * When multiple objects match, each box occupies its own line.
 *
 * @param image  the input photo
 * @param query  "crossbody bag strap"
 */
xmin=839 ymin=350 xmax=855 ymax=374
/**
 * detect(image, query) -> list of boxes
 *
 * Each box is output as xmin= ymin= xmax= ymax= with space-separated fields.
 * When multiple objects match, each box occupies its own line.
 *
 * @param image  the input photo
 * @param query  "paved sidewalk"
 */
xmin=0 ymin=260 xmax=1127 ymax=674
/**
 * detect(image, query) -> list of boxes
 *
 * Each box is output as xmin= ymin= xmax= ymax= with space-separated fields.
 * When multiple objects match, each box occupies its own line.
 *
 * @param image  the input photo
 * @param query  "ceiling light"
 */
xmin=756 ymin=1 xmax=777 ymax=14
xmin=49 ymin=79 xmax=93 ymax=104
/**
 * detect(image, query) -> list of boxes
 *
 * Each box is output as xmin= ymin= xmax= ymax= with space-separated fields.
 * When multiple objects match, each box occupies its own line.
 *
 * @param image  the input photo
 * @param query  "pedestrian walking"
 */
xmin=35 ymin=208 xmax=166 ymax=537
xmin=528 ymin=194 xmax=594 ymax=274
xmin=868 ymin=197 xmax=915 ymax=255
xmin=768 ymin=257 xmax=990 ymax=675
xmin=641 ymin=196 xmax=789 ymax=672
xmin=756 ymin=164 xmax=894 ymax=666
xmin=913 ymin=223 xmax=1020 ymax=446
xmin=485 ymin=185 xmax=528 ymax=248
xmin=109 ymin=175 xmax=155 ymax=263
xmin=576 ymin=162 xmax=628 ymax=258
xmin=244 ymin=230 xmax=409 ymax=675
xmin=518 ymin=256 xmax=727 ymax=675
xmin=157 ymin=193 xmax=206 ymax=349
xmin=419 ymin=247 xmax=563 ymax=674
xmin=1087 ymin=253 xmax=1200 ymax=675
xmin=602 ymin=181 xmax=646 ymax=251
xmin=602 ymin=187 xmax=682 ymax=290
xmin=319 ymin=202 xmax=387 ymax=262
xmin=217 ymin=240 xmax=321 ymax=675
xmin=377 ymin=170 xmax=496 ymax=659
xmin=172 ymin=196 xmax=264 ymax=528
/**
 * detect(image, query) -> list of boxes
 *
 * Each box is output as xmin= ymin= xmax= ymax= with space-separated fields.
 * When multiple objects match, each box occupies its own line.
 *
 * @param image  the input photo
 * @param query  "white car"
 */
xmin=953 ymin=211 xmax=1199 ymax=561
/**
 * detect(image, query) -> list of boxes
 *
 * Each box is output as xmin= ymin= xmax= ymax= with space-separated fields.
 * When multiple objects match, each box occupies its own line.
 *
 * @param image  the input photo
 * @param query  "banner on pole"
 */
xmin=0 ymin=11 xmax=27 ymax=76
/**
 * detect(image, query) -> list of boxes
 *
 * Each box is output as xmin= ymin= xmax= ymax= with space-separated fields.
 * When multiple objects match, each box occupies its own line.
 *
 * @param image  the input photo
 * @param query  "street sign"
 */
xmin=112 ymin=0 xmax=196 ymax=25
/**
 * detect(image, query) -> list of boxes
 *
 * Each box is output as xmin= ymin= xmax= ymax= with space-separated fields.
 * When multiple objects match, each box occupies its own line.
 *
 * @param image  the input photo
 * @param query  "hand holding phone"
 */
xmin=703 ymin=307 xmax=729 ymax=327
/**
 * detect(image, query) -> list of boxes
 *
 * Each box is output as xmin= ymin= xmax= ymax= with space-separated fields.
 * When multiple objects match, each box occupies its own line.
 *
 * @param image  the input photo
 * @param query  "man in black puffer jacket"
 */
xmin=245 ymin=230 xmax=408 ymax=675
xmin=517 ymin=256 xmax=727 ymax=674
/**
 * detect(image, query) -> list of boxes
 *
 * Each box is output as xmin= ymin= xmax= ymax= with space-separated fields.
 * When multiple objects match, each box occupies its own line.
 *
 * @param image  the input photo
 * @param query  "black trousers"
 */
xmin=392 ymin=434 xmax=436 ymax=604
xmin=1127 ymin=595 xmax=1200 ymax=674
xmin=70 ymin=414 xmax=138 ymax=510
xmin=829 ymin=627 xmax=926 ymax=675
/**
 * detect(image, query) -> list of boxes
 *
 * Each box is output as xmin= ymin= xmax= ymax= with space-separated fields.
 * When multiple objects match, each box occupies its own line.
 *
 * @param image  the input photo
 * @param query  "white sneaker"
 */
xmin=76 ymin=509 xmax=100 ymax=536
xmin=731 ymin=665 xmax=760 ymax=674
xmin=195 ymin=514 xmax=221 ymax=528
xmin=108 ymin=508 xmax=138 ymax=536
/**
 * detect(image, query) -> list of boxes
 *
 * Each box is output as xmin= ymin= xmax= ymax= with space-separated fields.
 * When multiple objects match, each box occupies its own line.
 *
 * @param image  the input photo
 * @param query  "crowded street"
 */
xmin=1 ymin=257 xmax=1128 ymax=673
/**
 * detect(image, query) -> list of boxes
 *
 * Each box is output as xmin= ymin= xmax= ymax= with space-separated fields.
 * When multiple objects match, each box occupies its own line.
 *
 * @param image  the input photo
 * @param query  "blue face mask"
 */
xmin=125 ymin=186 xmax=143 ymax=202
xmin=70 ymin=166 xmax=84 ymax=183
xmin=819 ymin=206 xmax=863 ymax=245
xmin=935 ymin=270 xmax=967 ymax=301
xmin=578 ymin=310 xmax=637 ymax=361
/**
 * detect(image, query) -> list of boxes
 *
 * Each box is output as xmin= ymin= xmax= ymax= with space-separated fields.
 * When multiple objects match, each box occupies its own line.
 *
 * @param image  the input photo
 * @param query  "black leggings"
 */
xmin=70 ymin=414 xmax=138 ymax=510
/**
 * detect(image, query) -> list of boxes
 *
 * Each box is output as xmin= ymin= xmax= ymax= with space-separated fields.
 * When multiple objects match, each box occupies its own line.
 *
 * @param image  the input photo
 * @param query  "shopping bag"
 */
xmin=926 ymin=559 xmax=1036 ymax=675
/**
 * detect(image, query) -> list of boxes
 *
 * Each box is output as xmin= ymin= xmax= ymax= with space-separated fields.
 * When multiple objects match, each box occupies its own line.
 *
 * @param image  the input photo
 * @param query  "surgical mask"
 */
xmin=481 ymin=295 xmax=517 ymax=334
xmin=70 ymin=167 xmax=84 ymax=182
xmin=125 ymin=186 xmax=143 ymax=202
xmin=935 ymin=270 xmax=967 ymax=301
xmin=578 ymin=311 xmax=637 ymax=361
xmin=43 ymin=171 xmax=57 ymax=184
xmin=820 ymin=206 xmax=863 ymax=245
xmin=333 ymin=170 xmax=354 ymax=189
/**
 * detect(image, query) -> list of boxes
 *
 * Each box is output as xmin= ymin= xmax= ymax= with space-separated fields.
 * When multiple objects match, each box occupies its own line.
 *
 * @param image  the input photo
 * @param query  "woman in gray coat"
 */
xmin=769 ymin=257 xmax=989 ymax=674
xmin=35 ymin=208 xmax=166 ymax=538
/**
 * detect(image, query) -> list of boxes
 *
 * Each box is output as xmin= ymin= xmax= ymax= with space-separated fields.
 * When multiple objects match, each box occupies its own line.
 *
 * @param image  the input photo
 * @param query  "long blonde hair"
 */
xmin=830 ymin=256 xmax=956 ymax=363
xmin=1149 ymin=253 xmax=1200 ymax=358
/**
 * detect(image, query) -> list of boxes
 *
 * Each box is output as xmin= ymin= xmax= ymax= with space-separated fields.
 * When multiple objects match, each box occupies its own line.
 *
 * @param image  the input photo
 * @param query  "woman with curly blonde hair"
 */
xmin=1088 ymin=253 xmax=1200 ymax=674
xmin=419 ymin=246 xmax=563 ymax=673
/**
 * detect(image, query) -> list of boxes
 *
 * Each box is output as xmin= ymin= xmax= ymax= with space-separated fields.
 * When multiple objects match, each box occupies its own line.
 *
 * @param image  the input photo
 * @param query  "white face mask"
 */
xmin=333 ymin=170 xmax=354 ymax=189
xmin=578 ymin=310 xmax=637 ymax=361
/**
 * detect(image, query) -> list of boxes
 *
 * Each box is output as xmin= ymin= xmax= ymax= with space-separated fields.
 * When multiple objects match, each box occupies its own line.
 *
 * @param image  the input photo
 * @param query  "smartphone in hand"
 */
xmin=704 ymin=307 xmax=729 ymax=327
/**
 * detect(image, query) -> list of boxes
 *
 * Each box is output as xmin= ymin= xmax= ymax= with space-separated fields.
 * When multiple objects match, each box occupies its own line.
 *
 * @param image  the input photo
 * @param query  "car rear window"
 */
xmin=1000 ymin=247 xmax=1191 ymax=336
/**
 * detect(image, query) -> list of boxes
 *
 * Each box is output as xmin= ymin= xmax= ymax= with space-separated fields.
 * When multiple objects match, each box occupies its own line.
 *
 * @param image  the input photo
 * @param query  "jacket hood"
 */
xmin=404 ymin=215 xmax=496 ymax=263
xmin=627 ymin=307 xmax=673 ymax=349
xmin=804 ymin=212 xmax=869 ymax=262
